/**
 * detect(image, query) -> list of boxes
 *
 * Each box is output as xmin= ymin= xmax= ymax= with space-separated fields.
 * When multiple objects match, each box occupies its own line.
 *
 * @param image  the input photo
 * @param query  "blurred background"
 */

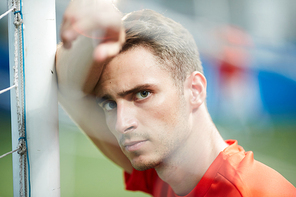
xmin=1 ymin=0 xmax=296 ymax=196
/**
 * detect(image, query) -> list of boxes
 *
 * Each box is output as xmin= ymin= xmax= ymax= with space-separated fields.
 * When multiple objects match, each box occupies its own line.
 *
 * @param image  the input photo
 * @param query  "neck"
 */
xmin=155 ymin=104 xmax=228 ymax=196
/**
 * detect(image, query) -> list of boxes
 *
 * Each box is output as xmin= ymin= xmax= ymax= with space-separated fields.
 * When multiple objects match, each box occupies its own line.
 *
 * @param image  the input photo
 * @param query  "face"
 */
xmin=96 ymin=47 xmax=191 ymax=171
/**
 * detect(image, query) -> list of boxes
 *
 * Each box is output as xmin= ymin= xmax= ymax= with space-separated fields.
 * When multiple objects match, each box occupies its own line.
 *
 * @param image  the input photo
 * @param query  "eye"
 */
xmin=102 ymin=100 xmax=117 ymax=111
xmin=135 ymin=91 xmax=151 ymax=100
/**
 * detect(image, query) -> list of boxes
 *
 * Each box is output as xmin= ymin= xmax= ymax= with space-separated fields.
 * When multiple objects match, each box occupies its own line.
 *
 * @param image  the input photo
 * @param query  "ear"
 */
xmin=187 ymin=71 xmax=207 ymax=109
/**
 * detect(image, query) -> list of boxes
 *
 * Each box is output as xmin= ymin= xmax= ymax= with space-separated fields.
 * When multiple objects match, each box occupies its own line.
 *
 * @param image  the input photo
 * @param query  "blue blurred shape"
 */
xmin=258 ymin=70 xmax=296 ymax=117
xmin=0 ymin=40 xmax=10 ymax=112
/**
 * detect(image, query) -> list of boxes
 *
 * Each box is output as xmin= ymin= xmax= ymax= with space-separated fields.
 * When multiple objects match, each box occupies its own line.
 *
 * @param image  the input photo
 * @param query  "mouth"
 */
xmin=123 ymin=140 xmax=148 ymax=152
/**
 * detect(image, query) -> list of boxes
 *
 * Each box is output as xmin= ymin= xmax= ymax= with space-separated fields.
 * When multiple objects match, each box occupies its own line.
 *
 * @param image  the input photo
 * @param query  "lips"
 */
xmin=123 ymin=140 xmax=147 ymax=152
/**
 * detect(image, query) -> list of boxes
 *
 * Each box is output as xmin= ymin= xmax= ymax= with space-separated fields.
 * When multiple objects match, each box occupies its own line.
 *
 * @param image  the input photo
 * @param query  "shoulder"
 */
xmin=217 ymin=141 xmax=296 ymax=197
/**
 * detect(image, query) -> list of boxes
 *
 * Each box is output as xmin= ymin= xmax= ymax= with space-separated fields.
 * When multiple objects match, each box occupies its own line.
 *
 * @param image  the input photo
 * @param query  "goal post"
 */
xmin=8 ymin=0 xmax=60 ymax=196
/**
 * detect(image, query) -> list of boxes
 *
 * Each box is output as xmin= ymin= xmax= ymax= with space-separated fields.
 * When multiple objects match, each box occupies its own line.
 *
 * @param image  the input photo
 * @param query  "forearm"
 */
xmin=56 ymin=0 xmax=131 ymax=172
xmin=56 ymin=35 xmax=132 ymax=173
xmin=56 ymin=35 xmax=94 ymax=99
xmin=58 ymin=91 xmax=132 ymax=172
xmin=56 ymin=34 xmax=115 ymax=153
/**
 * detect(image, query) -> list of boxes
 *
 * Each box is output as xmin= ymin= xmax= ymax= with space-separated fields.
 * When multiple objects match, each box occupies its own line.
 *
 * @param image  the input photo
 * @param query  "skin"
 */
xmin=57 ymin=39 xmax=228 ymax=195
xmin=94 ymin=46 xmax=228 ymax=195
xmin=57 ymin=1 xmax=228 ymax=195
xmin=96 ymin=47 xmax=191 ymax=171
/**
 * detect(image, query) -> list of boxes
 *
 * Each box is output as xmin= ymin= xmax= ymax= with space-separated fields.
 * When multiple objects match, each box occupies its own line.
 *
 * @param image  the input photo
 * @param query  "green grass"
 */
xmin=0 ymin=113 xmax=295 ymax=196
xmin=59 ymin=124 xmax=149 ymax=197
xmin=0 ymin=114 xmax=13 ymax=197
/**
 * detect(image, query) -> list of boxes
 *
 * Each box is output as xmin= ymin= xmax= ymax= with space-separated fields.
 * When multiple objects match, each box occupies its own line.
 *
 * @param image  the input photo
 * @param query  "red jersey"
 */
xmin=124 ymin=140 xmax=296 ymax=197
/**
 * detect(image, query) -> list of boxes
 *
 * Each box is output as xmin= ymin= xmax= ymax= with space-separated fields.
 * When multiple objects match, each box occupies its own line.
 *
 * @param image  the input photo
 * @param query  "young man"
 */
xmin=56 ymin=1 xmax=296 ymax=196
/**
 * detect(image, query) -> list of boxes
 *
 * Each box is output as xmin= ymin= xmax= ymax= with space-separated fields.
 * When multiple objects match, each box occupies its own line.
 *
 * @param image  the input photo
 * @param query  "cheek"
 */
xmin=141 ymin=93 xmax=181 ymax=130
xmin=156 ymin=103 xmax=179 ymax=127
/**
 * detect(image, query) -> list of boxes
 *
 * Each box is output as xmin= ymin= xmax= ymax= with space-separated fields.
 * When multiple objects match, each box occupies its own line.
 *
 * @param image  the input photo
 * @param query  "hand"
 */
xmin=60 ymin=0 xmax=125 ymax=62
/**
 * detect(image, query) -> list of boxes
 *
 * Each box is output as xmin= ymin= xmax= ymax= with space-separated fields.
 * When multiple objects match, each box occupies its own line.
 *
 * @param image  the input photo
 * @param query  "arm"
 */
xmin=56 ymin=0 xmax=133 ymax=173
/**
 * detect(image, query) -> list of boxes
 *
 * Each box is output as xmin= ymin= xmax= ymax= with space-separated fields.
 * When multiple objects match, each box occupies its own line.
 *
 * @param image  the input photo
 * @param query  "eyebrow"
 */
xmin=97 ymin=84 xmax=155 ymax=105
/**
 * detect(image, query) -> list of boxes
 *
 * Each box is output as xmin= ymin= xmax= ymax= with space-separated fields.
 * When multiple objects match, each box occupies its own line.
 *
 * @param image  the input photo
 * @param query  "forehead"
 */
xmin=96 ymin=47 xmax=173 ymax=97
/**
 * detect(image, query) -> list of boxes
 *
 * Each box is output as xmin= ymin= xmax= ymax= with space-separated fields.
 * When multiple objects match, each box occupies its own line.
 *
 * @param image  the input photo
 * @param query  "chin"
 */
xmin=132 ymin=163 xmax=154 ymax=171
xmin=131 ymin=157 xmax=160 ymax=171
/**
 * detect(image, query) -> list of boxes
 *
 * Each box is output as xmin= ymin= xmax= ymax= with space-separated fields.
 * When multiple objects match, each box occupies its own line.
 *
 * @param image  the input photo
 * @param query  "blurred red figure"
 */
xmin=218 ymin=26 xmax=252 ymax=83
xmin=213 ymin=25 xmax=263 ymax=126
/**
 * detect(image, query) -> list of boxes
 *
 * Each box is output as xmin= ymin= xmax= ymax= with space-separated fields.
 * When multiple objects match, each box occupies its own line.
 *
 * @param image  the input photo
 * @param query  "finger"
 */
xmin=72 ymin=1 xmax=122 ymax=37
xmin=92 ymin=27 xmax=125 ymax=61
xmin=60 ymin=1 xmax=81 ymax=48
xmin=93 ymin=41 xmax=122 ymax=62
xmin=118 ymin=28 xmax=126 ymax=45
xmin=62 ymin=29 xmax=81 ymax=49
xmin=73 ymin=13 xmax=121 ymax=39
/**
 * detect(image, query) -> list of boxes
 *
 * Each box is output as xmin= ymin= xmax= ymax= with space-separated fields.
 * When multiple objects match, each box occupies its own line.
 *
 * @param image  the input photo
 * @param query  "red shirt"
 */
xmin=124 ymin=140 xmax=296 ymax=196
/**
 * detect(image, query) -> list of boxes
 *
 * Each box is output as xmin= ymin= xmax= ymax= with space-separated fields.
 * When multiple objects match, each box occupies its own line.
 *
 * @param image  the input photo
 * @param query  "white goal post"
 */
xmin=8 ymin=0 xmax=60 ymax=196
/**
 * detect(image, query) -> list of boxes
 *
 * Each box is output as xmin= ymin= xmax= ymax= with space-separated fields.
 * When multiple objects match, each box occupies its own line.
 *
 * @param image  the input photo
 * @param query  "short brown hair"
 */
xmin=121 ymin=9 xmax=203 ymax=88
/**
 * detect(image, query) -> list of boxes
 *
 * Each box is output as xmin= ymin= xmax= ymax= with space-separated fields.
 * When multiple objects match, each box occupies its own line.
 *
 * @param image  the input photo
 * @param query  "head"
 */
xmin=121 ymin=9 xmax=203 ymax=90
xmin=96 ymin=10 xmax=207 ymax=171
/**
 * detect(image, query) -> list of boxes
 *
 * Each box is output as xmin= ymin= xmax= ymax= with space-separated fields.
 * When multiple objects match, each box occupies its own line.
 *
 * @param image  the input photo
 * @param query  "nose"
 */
xmin=115 ymin=101 xmax=138 ymax=134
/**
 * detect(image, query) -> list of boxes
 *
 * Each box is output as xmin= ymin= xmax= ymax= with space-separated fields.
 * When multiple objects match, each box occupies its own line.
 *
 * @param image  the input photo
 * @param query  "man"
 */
xmin=56 ymin=1 xmax=296 ymax=196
